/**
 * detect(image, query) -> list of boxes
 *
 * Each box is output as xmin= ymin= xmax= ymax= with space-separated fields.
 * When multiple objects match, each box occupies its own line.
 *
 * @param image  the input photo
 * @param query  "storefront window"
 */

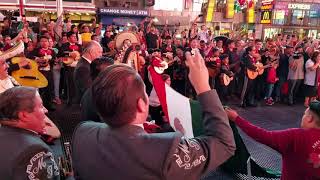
xmin=154 ymin=0 xmax=184 ymax=11
xmin=291 ymin=10 xmax=305 ymax=25
xmin=308 ymin=30 xmax=318 ymax=39
xmin=216 ymin=0 xmax=226 ymax=12
xmin=193 ymin=0 xmax=206 ymax=12
xmin=273 ymin=10 xmax=285 ymax=25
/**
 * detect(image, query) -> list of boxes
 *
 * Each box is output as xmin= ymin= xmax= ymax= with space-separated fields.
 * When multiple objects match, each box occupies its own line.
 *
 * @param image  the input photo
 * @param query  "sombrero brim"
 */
xmin=115 ymin=31 xmax=140 ymax=50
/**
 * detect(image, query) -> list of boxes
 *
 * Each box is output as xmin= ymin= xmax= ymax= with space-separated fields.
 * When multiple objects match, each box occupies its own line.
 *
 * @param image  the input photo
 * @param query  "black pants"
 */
xmin=240 ymin=75 xmax=256 ymax=105
xmin=255 ymin=75 xmax=266 ymax=101
xmin=39 ymin=70 xmax=54 ymax=106
xmin=149 ymin=105 xmax=163 ymax=126
xmin=64 ymin=66 xmax=76 ymax=105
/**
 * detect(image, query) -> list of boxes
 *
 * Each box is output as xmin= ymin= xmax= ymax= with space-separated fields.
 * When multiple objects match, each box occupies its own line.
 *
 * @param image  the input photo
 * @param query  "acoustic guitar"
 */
xmin=205 ymin=56 xmax=221 ymax=78
xmin=246 ymin=62 xmax=272 ymax=80
xmin=154 ymin=58 xmax=177 ymax=74
xmin=11 ymin=57 xmax=48 ymax=88
xmin=35 ymin=55 xmax=51 ymax=68
xmin=62 ymin=51 xmax=81 ymax=65
xmin=219 ymin=73 xmax=233 ymax=86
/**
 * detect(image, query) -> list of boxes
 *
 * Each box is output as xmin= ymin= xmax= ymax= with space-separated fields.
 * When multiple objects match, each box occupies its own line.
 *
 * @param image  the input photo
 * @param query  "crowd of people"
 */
xmin=0 ymin=15 xmax=319 ymax=179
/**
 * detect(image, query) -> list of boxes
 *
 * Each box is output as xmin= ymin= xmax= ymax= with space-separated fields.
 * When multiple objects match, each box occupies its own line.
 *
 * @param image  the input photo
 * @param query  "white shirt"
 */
xmin=0 ymin=77 xmax=14 ymax=94
xmin=304 ymin=59 xmax=317 ymax=86
xmin=198 ymin=30 xmax=208 ymax=43
xmin=149 ymin=88 xmax=160 ymax=107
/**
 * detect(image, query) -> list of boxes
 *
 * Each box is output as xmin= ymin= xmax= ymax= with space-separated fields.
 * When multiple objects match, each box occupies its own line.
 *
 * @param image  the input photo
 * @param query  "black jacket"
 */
xmin=0 ymin=126 xmax=60 ymax=180
xmin=72 ymin=90 xmax=236 ymax=180
xmin=74 ymin=57 xmax=92 ymax=103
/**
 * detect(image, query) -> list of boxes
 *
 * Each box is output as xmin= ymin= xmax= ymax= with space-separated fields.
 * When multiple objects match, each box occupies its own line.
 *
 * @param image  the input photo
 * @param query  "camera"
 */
xmin=293 ymin=52 xmax=302 ymax=59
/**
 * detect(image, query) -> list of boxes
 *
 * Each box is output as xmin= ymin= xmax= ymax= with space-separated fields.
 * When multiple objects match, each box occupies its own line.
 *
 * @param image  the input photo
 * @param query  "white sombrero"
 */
xmin=114 ymin=31 xmax=140 ymax=50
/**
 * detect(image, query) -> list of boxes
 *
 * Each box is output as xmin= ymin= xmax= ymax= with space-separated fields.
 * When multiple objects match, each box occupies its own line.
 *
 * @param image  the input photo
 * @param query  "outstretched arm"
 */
xmin=165 ymin=51 xmax=235 ymax=179
xmin=225 ymin=108 xmax=297 ymax=154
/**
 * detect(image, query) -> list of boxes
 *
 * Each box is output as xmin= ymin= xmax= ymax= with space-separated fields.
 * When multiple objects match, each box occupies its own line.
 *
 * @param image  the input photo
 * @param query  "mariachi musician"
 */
xmin=58 ymin=31 xmax=82 ymax=105
xmin=205 ymin=47 xmax=221 ymax=89
xmin=29 ymin=35 xmax=57 ymax=110
xmin=218 ymin=54 xmax=234 ymax=100
xmin=115 ymin=31 xmax=145 ymax=74
xmin=239 ymin=45 xmax=258 ymax=108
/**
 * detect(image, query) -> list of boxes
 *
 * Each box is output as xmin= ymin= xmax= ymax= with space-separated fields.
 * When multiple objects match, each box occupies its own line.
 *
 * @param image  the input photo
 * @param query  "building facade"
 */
xmin=0 ymin=0 xmax=96 ymax=23
xmin=260 ymin=0 xmax=320 ymax=39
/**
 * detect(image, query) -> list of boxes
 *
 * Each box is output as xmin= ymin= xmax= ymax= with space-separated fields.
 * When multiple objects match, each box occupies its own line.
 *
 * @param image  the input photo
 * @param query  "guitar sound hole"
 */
xmin=20 ymin=76 xmax=39 ymax=80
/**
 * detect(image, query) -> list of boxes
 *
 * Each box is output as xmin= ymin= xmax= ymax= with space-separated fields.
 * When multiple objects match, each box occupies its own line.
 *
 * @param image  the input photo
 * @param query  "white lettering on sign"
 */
xmin=262 ymin=0 xmax=274 ymax=5
xmin=288 ymin=3 xmax=311 ymax=10
xmin=100 ymin=8 xmax=148 ymax=16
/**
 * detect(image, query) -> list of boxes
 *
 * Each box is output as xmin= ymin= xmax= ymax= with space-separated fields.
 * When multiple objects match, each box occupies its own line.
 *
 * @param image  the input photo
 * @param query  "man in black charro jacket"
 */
xmin=72 ymin=51 xmax=236 ymax=180
xmin=0 ymin=87 xmax=61 ymax=180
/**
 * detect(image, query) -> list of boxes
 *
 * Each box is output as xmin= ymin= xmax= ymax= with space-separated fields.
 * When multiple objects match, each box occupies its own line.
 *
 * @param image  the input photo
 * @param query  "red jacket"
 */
xmin=235 ymin=116 xmax=320 ymax=180
xmin=266 ymin=67 xmax=277 ymax=84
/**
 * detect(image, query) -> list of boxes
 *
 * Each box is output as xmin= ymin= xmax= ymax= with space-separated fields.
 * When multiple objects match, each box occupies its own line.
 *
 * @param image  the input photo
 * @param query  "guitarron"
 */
xmin=11 ymin=57 xmax=48 ymax=88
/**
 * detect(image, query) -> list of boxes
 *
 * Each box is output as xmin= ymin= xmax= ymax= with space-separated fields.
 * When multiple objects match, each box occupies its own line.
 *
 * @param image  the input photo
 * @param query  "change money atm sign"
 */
xmin=261 ymin=11 xmax=272 ymax=24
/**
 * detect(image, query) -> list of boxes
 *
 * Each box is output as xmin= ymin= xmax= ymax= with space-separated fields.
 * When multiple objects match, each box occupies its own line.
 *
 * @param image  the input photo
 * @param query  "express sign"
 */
xmin=288 ymin=3 xmax=311 ymax=10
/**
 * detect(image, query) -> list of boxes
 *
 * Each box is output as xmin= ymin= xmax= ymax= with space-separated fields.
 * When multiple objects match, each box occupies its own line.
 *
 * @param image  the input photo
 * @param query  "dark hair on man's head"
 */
xmin=82 ymin=25 xmax=88 ymax=30
xmin=295 ymin=45 xmax=303 ymax=51
xmin=92 ymin=64 xmax=146 ymax=127
xmin=176 ymin=45 xmax=184 ymax=51
xmin=39 ymin=35 xmax=49 ymax=40
xmin=309 ymin=100 xmax=320 ymax=126
xmin=91 ymin=34 xmax=97 ymax=40
xmin=0 ymin=87 xmax=37 ymax=121
xmin=220 ymin=54 xmax=229 ymax=61
xmin=66 ymin=31 xmax=75 ymax=38
xmin=212 ymin=47 xmax=220 ymax=53
xmin=90 ymin=57 xmax=114 ymax=80
xmin=255 ymin=39 xmax=262 ymax=43
xmin=71 ymin=24 xmax=77 ymax=30
xmin=226 ymin=39 xmax=234 ymax=46
xmin=246 ymin=46 xmax=254 ymax=54
xmin=41 ymin=30 xmax=48 ymax=36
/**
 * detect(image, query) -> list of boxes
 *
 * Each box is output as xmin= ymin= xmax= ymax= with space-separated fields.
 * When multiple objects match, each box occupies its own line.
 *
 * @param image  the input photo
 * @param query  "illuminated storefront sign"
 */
xmin=225 ymin=0 xmax=234 ymax=18
xmin=247 ymin=4 xmax=255 ymax=23
xmin=247 ymin=1 xmax=255 ymax=23
xmin=261 ymin=0 xmax=273 ymax=10
xmin=100 ymin=8 xmax=149 ymax=16
xmin=261 ymin=4 xmax=273 ymax=10
xmin=262 ymin=0 xmax=273 ymax=4
xmin=274 ymin=10 xmax=285 ymax=20
xmin=261 ymin=10 xmax=272 ymax=24
xmin=288 ymin=3 xmax=311 ymax=10
xmin=206 ymin=0 xmax=215 ymax=22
